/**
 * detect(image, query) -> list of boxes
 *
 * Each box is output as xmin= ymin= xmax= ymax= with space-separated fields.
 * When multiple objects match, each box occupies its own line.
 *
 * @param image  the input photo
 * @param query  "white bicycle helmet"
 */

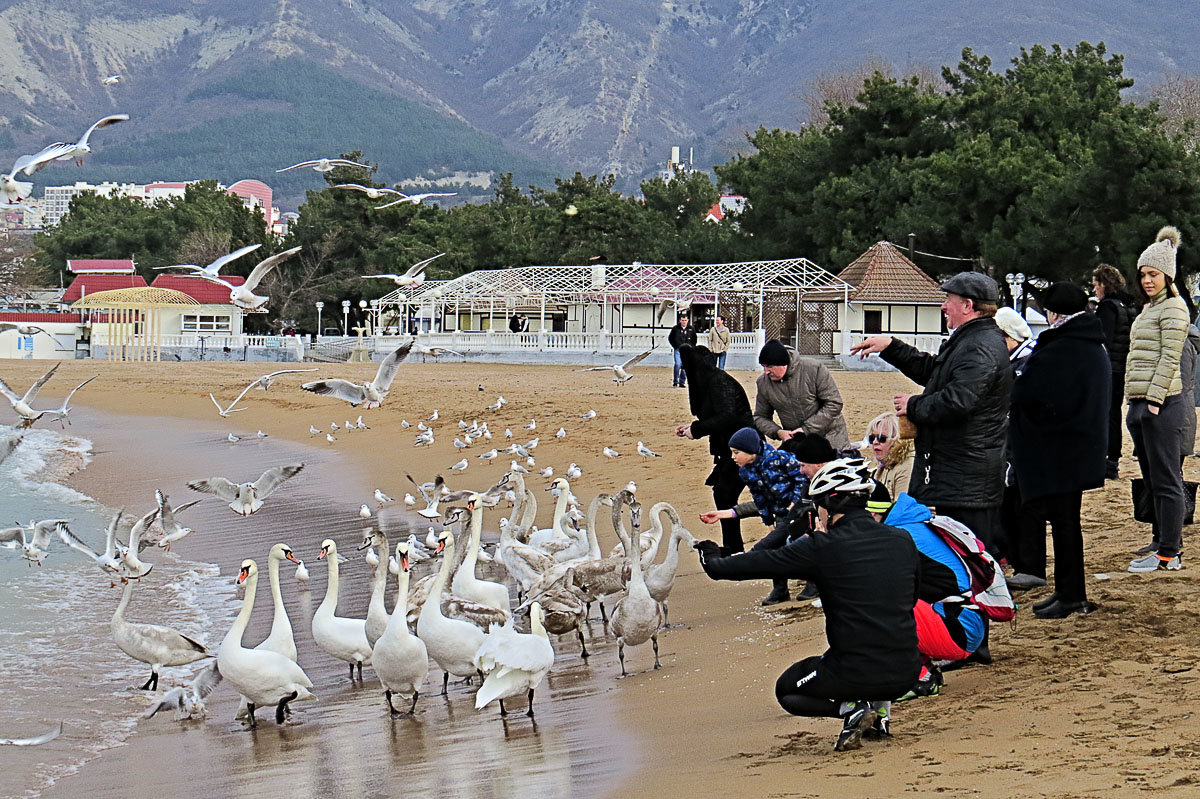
xmin=808 ymin=457 xmax=876 ymax=500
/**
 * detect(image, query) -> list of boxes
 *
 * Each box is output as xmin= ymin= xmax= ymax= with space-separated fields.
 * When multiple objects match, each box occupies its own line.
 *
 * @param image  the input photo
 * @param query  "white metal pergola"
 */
xmin=377 ymin=257 xmax=854 ymax=333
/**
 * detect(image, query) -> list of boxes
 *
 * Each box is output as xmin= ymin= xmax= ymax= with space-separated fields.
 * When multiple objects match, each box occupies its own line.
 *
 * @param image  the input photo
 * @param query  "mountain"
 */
xmin=1 ymin=0 xmax=1196 ymax=208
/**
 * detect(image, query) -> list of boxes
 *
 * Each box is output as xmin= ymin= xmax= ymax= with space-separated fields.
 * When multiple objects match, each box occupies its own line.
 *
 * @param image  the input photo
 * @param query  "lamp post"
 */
xmin=315 ymin=301 xmax=324 ymax=337
xmin=370 ymin=299 xmax=380 ymax=334
xmin=358 ymin=299 xmax=368 ymax=335
xmin=341 ymin=299 xmax=351 ymax=336
xmin=1004 ymin=272 xmax=1026 ymax=312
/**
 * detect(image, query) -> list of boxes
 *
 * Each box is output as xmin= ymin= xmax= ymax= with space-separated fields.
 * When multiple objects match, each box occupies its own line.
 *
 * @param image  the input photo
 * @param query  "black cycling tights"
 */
xmin=774 ymin=657 xmax=846 ymax=718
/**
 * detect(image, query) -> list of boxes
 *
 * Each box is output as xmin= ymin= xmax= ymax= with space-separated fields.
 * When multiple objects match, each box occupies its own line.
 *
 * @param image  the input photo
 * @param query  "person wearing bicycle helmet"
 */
xmin=694 ymin=458 xmax=921 ymax=752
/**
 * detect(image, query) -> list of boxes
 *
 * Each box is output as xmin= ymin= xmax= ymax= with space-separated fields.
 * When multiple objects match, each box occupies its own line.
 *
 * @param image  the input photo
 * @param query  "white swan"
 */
xmin=312 ymin=539 xmax=373 ymax=680
xmin=257 ymin=543 xmax=299 ymax=662
xmin=473 ymin=602 xmax=556 ymax=717
xmin=373 ymin=541 xmax=429 ymax=716
xmin=452 ymin=496 xmax=511 ymax=615
xmin=111 ymin=578 xmax=211 ymax=691
xmin=609 ymin=500 xmax=672 ymax=565
xmin=497 ymin=489 xmax=555 ymax=600
xmin=218 ymin=560 xmax=316 ymax=727
xmin=360 ymin=530 xmax=390 ymax=647
xmin=417 ymin=528 xmax=485 ymax=695
xmin=644 ymin=510 xmax=695 ymax=627
xmin=610 ymin=491 xmax=662 ymax=676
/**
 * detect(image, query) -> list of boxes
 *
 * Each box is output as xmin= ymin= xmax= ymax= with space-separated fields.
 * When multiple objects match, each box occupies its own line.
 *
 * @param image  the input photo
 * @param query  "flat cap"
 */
xmin=940 ymin=272 xmax=999 ymax=303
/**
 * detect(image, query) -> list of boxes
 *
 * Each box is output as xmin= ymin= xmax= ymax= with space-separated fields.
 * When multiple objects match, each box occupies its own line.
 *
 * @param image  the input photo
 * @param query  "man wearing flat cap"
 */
xmin=753 ymin=339 xmax=851 ymax=449
xmin=851 ymin=271 xmax=1011 ymax=554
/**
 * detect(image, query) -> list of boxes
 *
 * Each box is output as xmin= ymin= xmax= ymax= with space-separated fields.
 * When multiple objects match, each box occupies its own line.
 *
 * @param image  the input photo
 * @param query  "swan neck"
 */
xmin=552 ymin=489 xmax=570 ymax=531
xmin=223 ymin=570 xmax=257 ymax=648
xmin=392 ymin=566 xmax=410 ymax=621
xmin=465 ymin=504 xmax=484 ymax=568
xmin=531 ymin=609 xmax=548 ymax=639
xmin=320 ymin=553 xmax=340 ymax=614
xmin=268 ymin=554 xmax=286 ymax=617
xmin=113 ymin=579 xmax=133 ymax=622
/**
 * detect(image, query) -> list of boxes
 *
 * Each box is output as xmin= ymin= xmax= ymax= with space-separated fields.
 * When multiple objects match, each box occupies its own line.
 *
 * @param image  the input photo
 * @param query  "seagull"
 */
xmin=477 ymin=449 xmax=499 ymax=461
xmin=450 ymin=458 xmax=469 ymax=472
xmin=486 ymin=398 xmax=504 ymax=411
xmin=256 ymin=430 xmax=268 ymax=439
xmin=143 ymin=663 xmax=222 ymax=721
xmin=414 ymin=430 xmax=434 ymax=447
xmin=362 ymin=253 xmax=444 ymax=288
xmin=326 ymin=433 xmax=338 ymax=444
xmin=191 ymin=247 xmax=302 ymax=311
xmin=524 ymin=420 xmax=537 ymax=431
xmin=478 ymin=384 xmax=485 ymax=391
xmin=119 ymin=508 xmax=158 ymax=579
xmin=637 ymin=441 xmax=661 ymax=458
xmin=0 ymin=721 xmax=63 ymax=746
xmin=454 ymin=438 xmax=469 ymax=450
xmin=308 ymin=425 xmax=321 ymax=435
xmin=414 ymin=343 xmax=464 ymax=358
xmin=581 ymin=409 xmax=597 ymax=420
xmin=344 ymin=420 xmax=355 ymax=432
xmin=504 ymin=428 xmax=513 ymax=439
xmin=417 ymin=421 xmax=427 ymax=431
xmin=330 ymin=422 xmax=340 ymax=431
xmin=539 ymin=467 xmax=554 ymax=478
xmin=556 ymin=427 xmax=566 ymax=438
xmin=625 ymin=480 xmax=638 ymax=494
xmin=56 ymin=516 xmax=123 ymax=579
xmin=2 ymin=519 xmax=67 ymax=566
xmin=354 ymin=416 xmax=369 ymax=430
xmin=186 ymin=464 xmax=305 ymax=516
xmin=603 ymin=447 xmax=621 ymax=458
xmin=525 ymin=456 xmax=536 ymax=467
xmin=575 ymin=348 xmax=655 ymax=386
xmin=566 ymin=463 xmax=582 ymax=479
xmin=101 ymin=75 xmax=122 ymax=85
xmin=1 ymin=158 xmax=34 ymax=204
xmin=0 ymin=362 xmax=59 ymax=428
xmin=359 ymin=504 xmax=372 ymax=519
xmin=404 ymin=493 xmax=416 ymax=507
xmin=427 ymin=409 xmax=440 ymax=422
xmin=154 ymin=244 xmax=261 ymax=279
xmin=26 ymin=113 xmax=131 ymax=168
xmin=227 ymin=433 xmax=241 ymax=443
xmin=295 ymin=559 xmax=310 ymax=587
xmin=510 ymin=461 xmax=529 ymax=474
xmin=374 ymin=489 xmax=394 ymax=505
xmin=525 ymin=437 xmax=540 ymax=450
xmin=155 ymin=491 xmax=202 ymax=551
xmin=655 ymin=296 xmax=693 ymax=323
xmin=0 ymin=322 xmax=51 ymax=336
xmin=276 ymin=157 xmax=370 ymax=173
xmin=210 ymin=369 xmax=322 ymax=418
xmin=332 ymin=183 xmax=405 ymax=200
xmin=401 ymin=420 xmax=411 ymax=428
xmin=31 ymin=374 xmax=98 ymax=427
xmin=375 ymin=192 xmax=457 ymax=208
xmin=302 ymin=341 xmax=414 ymax=408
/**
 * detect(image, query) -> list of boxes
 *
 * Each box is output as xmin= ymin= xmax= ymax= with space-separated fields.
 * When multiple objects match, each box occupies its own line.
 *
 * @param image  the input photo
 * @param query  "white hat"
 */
xmin=995 ymin=306 xmax=1031 ymax=342
xmin=1138 ymin=226 xmax=1181 ymax=280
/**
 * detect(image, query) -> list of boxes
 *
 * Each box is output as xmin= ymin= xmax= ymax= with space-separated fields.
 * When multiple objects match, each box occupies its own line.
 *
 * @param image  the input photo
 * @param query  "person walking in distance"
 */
xmin=1092 ymin=264 xmax=1139 ymax=479
xmin=709 ymin=315 xmax=732 ymax=370
xmin=1126 ymin=227 xmax=1190 ymax=573
xmin=668 ymin=313 xmax=697 ymax=388
xmin=850 ymin=272 xmax=1012 ymax=555
xmin=753 ymin=339 xmax=851 ymax=448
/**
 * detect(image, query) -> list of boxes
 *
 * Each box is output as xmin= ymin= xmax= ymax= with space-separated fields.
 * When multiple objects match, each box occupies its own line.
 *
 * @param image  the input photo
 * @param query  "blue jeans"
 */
xmin=673 ymin=349 xmax=685 ymax=386
xmin=716 ymin=352 xmax=727 ymax=370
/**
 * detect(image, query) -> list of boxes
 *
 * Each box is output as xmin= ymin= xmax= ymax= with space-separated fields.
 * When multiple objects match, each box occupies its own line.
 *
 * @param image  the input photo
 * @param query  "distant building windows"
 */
xmin=182 ymin=314 xmax=232 ymax=332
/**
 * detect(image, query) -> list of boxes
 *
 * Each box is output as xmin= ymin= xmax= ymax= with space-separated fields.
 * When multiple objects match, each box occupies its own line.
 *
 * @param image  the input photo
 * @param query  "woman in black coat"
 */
xmin=676 ymin=344 xmax=753 ymax=551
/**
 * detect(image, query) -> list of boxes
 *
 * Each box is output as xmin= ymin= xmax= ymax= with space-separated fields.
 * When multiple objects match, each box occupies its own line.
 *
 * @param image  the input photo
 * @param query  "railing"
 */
xmin=843 ymin=331 xmax=947 ymax=356
xmin=351 ymin=329 xmax=764 ymax=354
xmin=93 ymin=331 xmax=305 ymax=357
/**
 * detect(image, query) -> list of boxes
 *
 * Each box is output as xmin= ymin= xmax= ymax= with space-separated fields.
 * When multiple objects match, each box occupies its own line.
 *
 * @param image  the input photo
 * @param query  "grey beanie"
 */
xmin=1138 ymin=226 xmax=1182 ymax=281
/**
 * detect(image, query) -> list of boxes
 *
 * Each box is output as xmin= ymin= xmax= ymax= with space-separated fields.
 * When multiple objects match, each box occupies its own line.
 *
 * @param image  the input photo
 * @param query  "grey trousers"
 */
xmin=1128 ymin=395 xmax=1187 ymax=558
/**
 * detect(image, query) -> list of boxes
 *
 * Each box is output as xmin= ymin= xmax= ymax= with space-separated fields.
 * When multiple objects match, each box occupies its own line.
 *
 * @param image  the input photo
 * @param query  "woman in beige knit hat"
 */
xmin=1125 ymin=226 xmax=1190 ymax=573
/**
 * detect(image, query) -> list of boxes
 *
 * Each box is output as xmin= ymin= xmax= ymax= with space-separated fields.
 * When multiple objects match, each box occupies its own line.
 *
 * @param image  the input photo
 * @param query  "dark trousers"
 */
xmin=1107 ymin=375 xmax=1125 ymax=462
xmin=1022 ymin=490 xmax=1086 ymax=602
xmin=776 ymin=656 xmax=915 ymax=716
xmin=752 ymin=521 xmax=793 ymax=594
xmin=707 ymin=458 xmax=745 ymax=552
xmin=1004 ymin=482 xmax=1046 ymax=578
xmin=1128 ymin=396 xmax=1186 ymax=558
xmin=936 ymin=505 xmax=1002 ymax=558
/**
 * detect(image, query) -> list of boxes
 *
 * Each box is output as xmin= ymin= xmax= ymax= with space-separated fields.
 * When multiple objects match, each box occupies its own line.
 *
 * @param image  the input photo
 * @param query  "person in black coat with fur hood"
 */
xmin=1009 ymin=283 xmax=1111 ymax=619
xmin=675 ymin=344 xmax=754 ymax=551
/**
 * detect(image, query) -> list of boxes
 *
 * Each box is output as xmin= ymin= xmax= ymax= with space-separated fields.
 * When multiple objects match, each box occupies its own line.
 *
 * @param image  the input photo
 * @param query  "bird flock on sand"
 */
xmin=3 ymin=341 xmax=698 ymax=735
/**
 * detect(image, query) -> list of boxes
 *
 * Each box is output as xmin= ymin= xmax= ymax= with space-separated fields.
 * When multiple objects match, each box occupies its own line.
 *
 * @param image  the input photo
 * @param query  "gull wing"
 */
xmin=0 ymin=721 xmax=63 ymax=746
xmin=333 ymin=183 xmax=370 ymax=193
xmin=152 ymin=264 xmax=202 ymax=272
xmin=29 ymin=520 xmax=68 ymax=550
xmin=620 ymin=348 xmax=655 ymax=371
xmin=142 ymin=687 xmax=185 ymax=719
xmin=251 ymin=463 xmax=304 ymax=499
xmin=21 ymin=363 xmax=60 ymax=404
xmin=191 ymin=662 xmax=222 ymax=699
xmin=56 ymin=523 xmax=105 ymax=564
xmin=76 ymin=114 xmax=130 ymax=149
xmin=190 ymin=273 xmax=236 ymax=290
xmin=302 ymin=379 xmax=367 ymax=405
xmin=405 ymin=474 xmax=435 ymax=504
xmin=172 ymin=500 xmax=202 ymax=515
xmin=328 ymin=159 xmax=370 ymax=169
xmin=0 ymin=323 xmax=15 ymax=333
xmin=362 ymin=273 xmax=402 ymax=280
xmin=276 ymin=160 xmax=320 ymax=173
xmin=371 ymin=341 xmax=414 ymax=391
xmin=204 ymin=244 xmax=262 ymax=276
xmin=14 ymin=143 xmax=73 ymax=176
xmin=225 ymin=374 xmax=272 ymax=411
xmin=0 ymin=376 xmax=20 ymax=404
xmin=261 ymin=368 xmax=318 ymax=381
xmin=127 ymin=508 xmax=158 ymax=552
xmin=243 ymin=246 xmax=301 ymax=292
xmin=54 ymin=374 xmax=98 ymax=411
xmin=156 ymin=490 xmax=176 ymax=530
xmin=0 ymin=527 xmax=27 ymax=548
xmin=374 ymin=196 xmax=412 ymax=210
xmin=104 ymin=510 xmax=123 ymax=558
xmin=404 ymin=252 xmax=445 ymax=279
xmin=186 ymin=477 xmax=242 ymax=502
xmin=429 ymin=347 xmax=464 ymax=357
xmin=573 ymin=366 xmax=615 ymax=373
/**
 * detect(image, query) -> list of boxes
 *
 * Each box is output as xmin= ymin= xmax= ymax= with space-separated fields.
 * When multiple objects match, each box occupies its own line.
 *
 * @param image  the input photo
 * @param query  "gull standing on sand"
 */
xmin=574 ymin=349 xmax=655 ymax=386
xmin=295 ymin=559 xmax=310 ymax=588
xmin=187 ymin=464 xmax=305 ymax=516
xmin=355 ymin=415 xmax=369 ymax=430
xmin=524 ymin=420 xmax=537 ymax=431
xmin=556 ymin=427 xmax=566 ymax=438
xmin=309 ymin=425 xmax=321 ymax=435
xmin=450 ymin=458 xmax=469 ymax=472
xmin=581 ymin=409 xmax=597 ymax=420
xmin=0 ymin=362 xmax=60 ymax=428
xmin=302 ymin=341 xmax=414 ymax=408
xmin=477 ymin=449 xmax=499 ymax=461
xmin=277 ymin=157 xmax=370 ymax=173
xmin=566 ymin=463 xmax=582 ymax=479
xmin=362 ymin=253 xmax=443 ymax=288
xmin=637 ymin=441 xmax=661 ymax=458
xmin=375 ymin=489 xmax=394 ymax=505
xmin=603 ymin=447 xmax=621 ymax=458
xmin=359 ymin=504 xmax=372 ymax=519
xmin=327 ymin=433 xmax=338 ymax=444
xmin=427 ymin=409 xmax=440 ymax=422
xmin=190 ymin=247 xmax=302 ymax=311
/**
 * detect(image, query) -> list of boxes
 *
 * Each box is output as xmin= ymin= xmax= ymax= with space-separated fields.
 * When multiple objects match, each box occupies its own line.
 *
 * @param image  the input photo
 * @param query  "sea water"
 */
xmin=0 ymin=427 xmax=236 ymax=799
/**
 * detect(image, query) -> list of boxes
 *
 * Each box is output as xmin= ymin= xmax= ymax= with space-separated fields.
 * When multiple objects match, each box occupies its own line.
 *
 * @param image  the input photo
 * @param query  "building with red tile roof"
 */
xmin=150 ymin=274 xmax=245 ymax=304
xmin=835 ymin=241 xmax=947 ymax=342
xmin=60 ymin=274 xmax=148 ymax=304
xmin=66 ymin=259 xmax=136 ymax=274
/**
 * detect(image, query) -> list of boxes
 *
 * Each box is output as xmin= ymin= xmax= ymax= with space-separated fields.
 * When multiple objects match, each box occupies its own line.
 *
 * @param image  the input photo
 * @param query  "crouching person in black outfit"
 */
xmin=694 ymin=458 xmax=921 ymax=751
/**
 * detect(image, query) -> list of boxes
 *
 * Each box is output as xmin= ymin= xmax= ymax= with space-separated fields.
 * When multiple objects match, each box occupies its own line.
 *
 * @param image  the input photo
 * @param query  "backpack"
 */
xmin=927 ymin=514 xmax=1016 ymax=622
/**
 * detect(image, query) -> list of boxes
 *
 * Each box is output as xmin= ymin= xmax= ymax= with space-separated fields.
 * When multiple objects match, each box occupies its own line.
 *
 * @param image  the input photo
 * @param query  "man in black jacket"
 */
xmin=1010 ymin=283 xmax=1110 ymax=619
xmin=668 ymin=313 xmax=697 ymax=387
xmin=1092 ymin=264 xmax=1138 ymax=479
xmin=676 ymin=344 xmax=754 ymax=551
xmin=851 ymin=272 xmax=1012 ymax=554
xmin=695 ymin=458 xmax=921 ymax=751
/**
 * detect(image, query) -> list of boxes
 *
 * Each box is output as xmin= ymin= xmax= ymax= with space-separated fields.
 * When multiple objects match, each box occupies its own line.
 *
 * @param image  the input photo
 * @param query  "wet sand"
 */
xmin=3 ymin=359 xmax=1200 ymax=798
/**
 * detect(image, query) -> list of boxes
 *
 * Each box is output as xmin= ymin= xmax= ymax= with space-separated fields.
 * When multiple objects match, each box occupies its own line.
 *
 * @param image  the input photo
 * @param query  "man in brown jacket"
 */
xmin=753 ymin=340 xmax=851 ymax=449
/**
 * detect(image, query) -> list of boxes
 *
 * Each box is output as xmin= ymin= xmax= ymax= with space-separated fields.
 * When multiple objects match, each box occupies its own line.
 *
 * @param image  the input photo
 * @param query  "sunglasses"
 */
xmin=868 ymin=434 xmax=889 ymax=444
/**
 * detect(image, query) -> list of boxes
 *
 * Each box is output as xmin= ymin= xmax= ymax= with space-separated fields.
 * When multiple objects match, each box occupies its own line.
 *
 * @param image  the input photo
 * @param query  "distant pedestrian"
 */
xmin=753 ymin=339 xmax=851 ymax=448
xmin=1092 ymin=264 xmax=1139 ymax=478
xmin=668 ymin=313 xmax=697 ymax=387
xmin=709 ymin=315 xmax=732 ymax=369
xmin=508 ymin=313 xmax=522 ymax=334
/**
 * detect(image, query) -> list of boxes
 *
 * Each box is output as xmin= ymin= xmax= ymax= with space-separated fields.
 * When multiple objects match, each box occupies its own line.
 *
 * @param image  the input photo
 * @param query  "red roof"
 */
xmin=0 ymin=312 xmax=83 ymax=323
xmin=67 ymin=259 xmax=136 ymax=274
xmin=150 ymin=274 xmax=244 ymax=304
xmin=705 ymin=202 xmax=724 ymax=221
xmin=61 ymin=275 xmax=148 ymax=303
xmin=836 ymin=242 xmax=946 ymax=304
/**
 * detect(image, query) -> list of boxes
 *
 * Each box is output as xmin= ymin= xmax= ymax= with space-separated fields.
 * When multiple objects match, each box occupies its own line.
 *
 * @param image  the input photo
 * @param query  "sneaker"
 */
xmin=795 ymin=581 xmax=820 ymax=601
xmin=1133 ymin=541 xmax=1160 ymax=556
xmin=1129 ymin=553 xmax=1182 ymax=572
xmin=863 ymin=702 xmax=891 ymax=740
xmin=761 ymin=586 xmax=791 ymax=606
xmin=834 ymin=702 xmax=876 ymax=751
xmin=895 ymin=670 xmax=942 ymax=702
xmin=1006 ymin=572 xmax=1048 ymax=590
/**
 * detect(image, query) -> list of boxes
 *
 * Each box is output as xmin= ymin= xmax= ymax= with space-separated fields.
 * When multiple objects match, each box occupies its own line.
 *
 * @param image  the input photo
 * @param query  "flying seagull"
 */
xmin=655 ymin=296 xmax=693 ymax=323
xmin=0 ymin=322 xmax=51 ymax=337
xmin=574 ymin=348 xmax=655 ymax=386
xmin=101 ymin=75 xmax=121 ymax=85
xmin=22 ymin=114 xmax=131 ymax=169
xmin=276 ymin=158 xmax=370 ymax=173
xmin=192 ymin=247 xmax=302 ymax=311
xmin=33 ymin=374 xmax=98 ymax=427
xmin=0 ymin=362 xmax=60 ymax=428
xmin=301 ymin=341 xmax=414 ymax=408
xmin=0 ymin=721 xmax=63 ymax=746
xmin=362 ymin=253 xmax=444 ymax=287
xmin=209 ymin=368 xmax=318 ymax=417
xmin=142 ymin=663 xmax=222 ymax=721
xmin=332 ymin=183 xmax=404 ymax=200
xmin=187 ymin=464 xmax=305 ymax=516
xmin=153 ymin=244 xmax=261 ymax=278
xmin=375 ymin=192 xmax=456 ymax=209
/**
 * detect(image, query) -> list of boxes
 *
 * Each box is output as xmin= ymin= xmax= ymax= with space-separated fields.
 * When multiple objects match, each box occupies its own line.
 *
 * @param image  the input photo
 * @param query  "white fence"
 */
xmin=361 ymin=329 xmax=767 ymax=354
xmin=842 ymin=332 xmax=947 ymax=356
xmin=92 ymin=332 xmax=306 ymax=359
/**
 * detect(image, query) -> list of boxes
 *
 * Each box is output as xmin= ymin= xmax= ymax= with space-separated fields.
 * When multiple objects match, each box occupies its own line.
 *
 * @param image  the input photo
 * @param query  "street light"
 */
xmin=315 ymin=301 xmax=324 ymax=336
xmin=341 ymin=299 xmax=351 ymax=336
xmin=1004 ymin=273 xmax=1026 ymax=311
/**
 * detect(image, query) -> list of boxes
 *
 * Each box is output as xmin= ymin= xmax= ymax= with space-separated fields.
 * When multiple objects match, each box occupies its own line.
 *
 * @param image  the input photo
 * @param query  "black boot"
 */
xmin=761 ymin=585 xmax=790 ymax=606
xmin=795 ymin=581 xmax=819 ymax=601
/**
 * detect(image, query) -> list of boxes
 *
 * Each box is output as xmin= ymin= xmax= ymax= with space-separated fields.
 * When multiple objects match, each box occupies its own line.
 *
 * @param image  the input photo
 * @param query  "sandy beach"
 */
xmin=2 ymin=357 xmax=1200 ymax=799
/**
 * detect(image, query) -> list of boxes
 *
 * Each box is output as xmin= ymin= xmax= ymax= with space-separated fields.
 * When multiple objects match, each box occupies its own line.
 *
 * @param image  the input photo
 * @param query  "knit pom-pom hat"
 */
xmin=1138 ymin=225 xmax=1182 ymax=281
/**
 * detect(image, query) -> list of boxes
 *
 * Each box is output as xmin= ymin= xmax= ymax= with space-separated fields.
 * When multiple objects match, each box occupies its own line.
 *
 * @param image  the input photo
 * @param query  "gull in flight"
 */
xmin=276 ymin=158 xmax=370 ymax=173
xmin=581 ymin=409 xmax=597 ymax=420
xmin=414 ymin=343 xmax=464 ymax=359
xmin=637 ymin=441 xmax=661 ymax=458
xmin=101 ymin=74 xmax=121 ymax=85
xmin=655 ymin=296 xmax=693 ymax=323
xmin=0 ymin=322 xmax=51 ymax=336
xmin=155 ymin=491 xmax=202 ymax=550
xmin=333 ymin=183 xmax=404 ymax=200
xmin=24 ymin=114 xmax=131 ymax=168
xmin=1 ymin=159 xmax=34 ymax=204
xmin=0 ymin=362 xmax=60 ymax=428
xmin=375 ymin=192 xmax=456 ymax=208
xmin=302 ymin=341 xmax=414 ymax=408
xmin=32 ymin=374 xmax=98 ymax=428
xmin=143 ymin=663 xmax=222 ymax=721
xmin=191 ymin=247 xmax=302 ymax=311
xmin=362 ymin=253 xmax=444 ymax=287
xmin=575 ymin=348 xmax=654 ymax=386
xmin=153 ymin=243 xmax=261 ymax=279
xmin=56 ymin=514 xmax=124 ymax=580
xmin=187 ymin=464 xmax=305 ymax=516
xmin=603 ymin=447 xmax=621 ymax=458
xmin=0 ymin=722 xmax=63 ymax=746
xmin=2 ymin=519 xmax=67 ymax=566
xmin=210 ymin=368 xmax=318 ymax=417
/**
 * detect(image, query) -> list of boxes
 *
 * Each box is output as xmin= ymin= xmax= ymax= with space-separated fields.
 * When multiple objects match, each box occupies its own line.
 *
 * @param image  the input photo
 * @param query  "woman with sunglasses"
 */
xmin=862 ymin=412 xmax=914 ymax=502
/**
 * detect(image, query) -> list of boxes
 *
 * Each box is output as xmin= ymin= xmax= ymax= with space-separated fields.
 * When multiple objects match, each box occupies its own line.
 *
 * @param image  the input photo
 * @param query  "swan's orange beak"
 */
xmin=237 ymin=566 xmax=249 ymax=584
xmin=435 ymin=539 xmax=445 ymax=555
xmin=318 ymin=547 xmax=329 ymax=560
xmin=400 ymin=554 xmax=410 ymax=571
xmin=284 ymin=550 xmax=298 ymax=563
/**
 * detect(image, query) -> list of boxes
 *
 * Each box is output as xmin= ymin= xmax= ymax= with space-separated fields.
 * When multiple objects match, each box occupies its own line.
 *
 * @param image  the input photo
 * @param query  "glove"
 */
xmin=693 ymin=539 xmax=723 ymax=574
